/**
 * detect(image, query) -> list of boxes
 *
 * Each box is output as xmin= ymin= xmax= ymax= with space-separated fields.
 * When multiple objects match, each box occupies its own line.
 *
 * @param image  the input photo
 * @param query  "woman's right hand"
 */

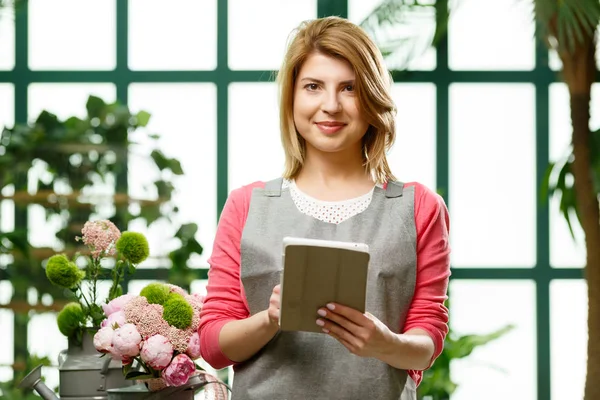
xmin=267 ymin=284 xmax=281 ymax=327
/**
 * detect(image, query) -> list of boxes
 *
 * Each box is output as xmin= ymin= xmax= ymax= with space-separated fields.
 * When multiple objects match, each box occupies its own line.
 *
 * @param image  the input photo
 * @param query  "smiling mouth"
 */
xmin=315 ymin=122 xmax=346 ymax=134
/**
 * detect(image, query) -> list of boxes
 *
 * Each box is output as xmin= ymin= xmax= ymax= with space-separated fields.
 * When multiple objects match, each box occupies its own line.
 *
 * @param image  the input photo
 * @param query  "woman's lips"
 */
xmin=315 ymin=122 xmax=346 ymax=134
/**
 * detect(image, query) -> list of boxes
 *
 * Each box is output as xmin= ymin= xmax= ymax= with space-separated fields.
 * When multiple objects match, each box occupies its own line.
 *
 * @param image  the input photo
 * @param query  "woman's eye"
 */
xmin=344 ymin=84 xmax=354 ymax=92
xmin=305 ymin=83 xmax=319 ymax=91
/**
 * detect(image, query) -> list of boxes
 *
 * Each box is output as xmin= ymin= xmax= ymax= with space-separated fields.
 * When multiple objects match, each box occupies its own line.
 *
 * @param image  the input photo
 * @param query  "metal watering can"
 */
xmin=18 ymin=329 xmax=133 ymax=400
xmin=18 ymin=330 xmax=218 ymax=400
xmin=19 ymin=365 xmax=211 ymax=400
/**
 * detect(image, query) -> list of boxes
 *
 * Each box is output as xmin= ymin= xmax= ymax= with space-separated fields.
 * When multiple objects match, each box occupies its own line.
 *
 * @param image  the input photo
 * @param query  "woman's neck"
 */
xmin=294 ymin=147 xmax=375 ymax=201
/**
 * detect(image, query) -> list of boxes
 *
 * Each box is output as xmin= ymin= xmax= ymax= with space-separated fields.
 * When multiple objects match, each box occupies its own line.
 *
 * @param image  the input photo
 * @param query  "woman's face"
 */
xmin=293 ymin=52 xmax=370 ymax=159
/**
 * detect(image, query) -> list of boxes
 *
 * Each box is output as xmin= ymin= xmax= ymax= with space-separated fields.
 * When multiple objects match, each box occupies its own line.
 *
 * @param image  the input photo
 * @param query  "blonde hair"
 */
xmin=277 ymin=16 xmax=397 ymax=184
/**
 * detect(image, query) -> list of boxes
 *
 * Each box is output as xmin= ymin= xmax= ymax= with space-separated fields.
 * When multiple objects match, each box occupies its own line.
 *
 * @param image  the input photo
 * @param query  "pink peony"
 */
xmin=103 ymin=294 xmax=135 ymax=317
xmin=112 ymin=323 xmax=142 ymax=357
xmin=140 ymin=334 xmax=174 ymax=370
xmin=93 ymin=326 xmax=114 ymax=353
xmin=185 ymin=332 xmax=201 ymax=359
xmin=78 ymin=220 xmax=121 ymax=258
xmin=101 ymin=310 xmax=127 ymax=329
xmin=162 ymin=354 xmax=196 ymax=387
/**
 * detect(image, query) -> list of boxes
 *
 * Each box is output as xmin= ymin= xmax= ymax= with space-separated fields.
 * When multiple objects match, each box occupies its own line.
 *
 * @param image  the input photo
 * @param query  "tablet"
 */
xmin=279 ymin=236 xmax=370 ymax=333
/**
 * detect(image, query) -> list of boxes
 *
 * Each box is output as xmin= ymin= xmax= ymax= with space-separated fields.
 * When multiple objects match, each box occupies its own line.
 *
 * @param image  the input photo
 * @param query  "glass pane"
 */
xmin=550 ymin=280 xmax=586 ymax=400
xmin=28 ymin=313 xmax=65 ymax=393
xmin=449 ymin=84 xmax=536 ymax=267
xmin=389 ymin=83 xmax=436 ymax=189
xmin=448 ymin=0 xmax=535 ymax=70
xmin=228 ymin=83 xmax=284 ymax=190
xmin=28 ymin=0 xmax=116 ymax=70
xmin=128 ymin=84 xmax=217 ymax=268
xmin=0 ymin=83 xmax=14 ymax=130
xmin=27 ymin=84 xmax=117 ymax=249
xmin=228 ymin=0 xmax=317 ymax=70
xmin=547 ymin=83 xmax=600 ymax=268
xmin=28 ymin=83 xmax=116 ymax=120
xmin=348 ymin=0 xmax=436 ymax=71
xmin=0 ymin=7 xmax=15 ymax=70
xmin=449 ymin=280 xmax=537 ymax=400
xmin=129 ymin=0 xmax=217 ymax=70
xmin=0 ymin=309 xmax=13 ymax=370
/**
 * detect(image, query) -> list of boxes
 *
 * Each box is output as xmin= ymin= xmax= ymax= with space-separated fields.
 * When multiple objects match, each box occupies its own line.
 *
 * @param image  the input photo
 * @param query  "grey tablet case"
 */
xmin=279 ymin=239 xmax=370 ymax=333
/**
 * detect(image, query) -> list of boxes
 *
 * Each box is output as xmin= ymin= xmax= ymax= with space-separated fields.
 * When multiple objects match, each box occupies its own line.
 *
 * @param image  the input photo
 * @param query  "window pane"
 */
xmin=129 ymin=0 xmax=217 ymax=70
xmin=28 ymin=0 xmax=116 ymax=70
xmin=449 ymin=280 xmax=537 ymax=400
xmin=547 ymin=83 xmax=600 ymax=268
xmin=228 ymin=0 xmax=317 ymax=70
xmin=128 ymin=84 xmax=217 ymax=268
xmin=448 ymin=0 xmax=535 ymax=70
xmin=0 ymin=7 xmax=15 ymax=70
xmin=228 ymin=83 xmax=284 ymax=190
xmin=550 ymin=280 xmax=586 ymax=400
xmin=389 ymin=83 xmax=436 ymax=189
xmin=0 ymin=83 xmax=14 ymax=130
xmin=28 ymin=313 xmax=65 ymax=393
xmin=27 ymin=84 xmax=116 ymax=249
xmin=349 ymin=0 xmax=436 ymax=71
xmin=0 ymin=309 xmax=13 ymax=380
xmin=28 ymin=83 xmax=116 ymax=120
xmin=449 ymin=84 xmax=536 ymax=267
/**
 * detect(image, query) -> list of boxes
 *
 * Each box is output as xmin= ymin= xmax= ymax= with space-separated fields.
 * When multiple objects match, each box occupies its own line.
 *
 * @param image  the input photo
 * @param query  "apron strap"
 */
xmin=264 ymin=177 xmax=283 ymax=197
xmin=385 ymin=181 xmax=404 ymax=198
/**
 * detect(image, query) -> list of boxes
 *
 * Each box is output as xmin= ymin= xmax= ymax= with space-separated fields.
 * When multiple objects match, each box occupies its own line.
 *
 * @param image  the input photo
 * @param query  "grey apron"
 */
xmin=234 ymin=178 xmax=418 ymax=400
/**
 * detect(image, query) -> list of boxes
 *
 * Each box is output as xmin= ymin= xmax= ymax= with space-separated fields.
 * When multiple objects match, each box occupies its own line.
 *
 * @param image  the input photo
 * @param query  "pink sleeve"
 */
xmin=404 ymin=183 xmax=451 ymax=378
xmin=199 ymin=183 xmax=263 ymax=369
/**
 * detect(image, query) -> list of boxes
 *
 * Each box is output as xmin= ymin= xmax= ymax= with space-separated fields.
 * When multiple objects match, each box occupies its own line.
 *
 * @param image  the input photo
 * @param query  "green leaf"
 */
xmin=122 ymin=363 xmax=132 ymax=376
xmin=175 ymin=223 xmax=198 ymax=240
xmin=125 ymin=371 xmax=155 ymax=380
xmin=446 ymin=324 xmax=515 ymax=360
xmin=135 ymin=111 xmax=151 ymax=127
xmin=86 ymin=95 xmax=107 ymax=119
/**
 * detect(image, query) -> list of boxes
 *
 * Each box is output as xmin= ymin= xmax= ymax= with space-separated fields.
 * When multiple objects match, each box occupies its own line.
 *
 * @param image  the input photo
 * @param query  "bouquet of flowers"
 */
xmin=45 ymin=219 xmax=149 ymax=341
xmin=93 ymin=282 xmax=228 ymax=397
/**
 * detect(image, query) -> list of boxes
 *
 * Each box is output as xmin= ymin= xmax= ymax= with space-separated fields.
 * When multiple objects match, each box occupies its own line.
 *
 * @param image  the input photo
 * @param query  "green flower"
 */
xmin=46 ymin=254 xmax=85 ymax=288
xmin=57 ymin=302 xmax=85 ymax=337
xmin=116 ymin=232 xmax=149 ymax=264
xmin=162 ymin=293 xmax=193 ymax=329
xmin=140 ymin=283 xmax=171 ymax=305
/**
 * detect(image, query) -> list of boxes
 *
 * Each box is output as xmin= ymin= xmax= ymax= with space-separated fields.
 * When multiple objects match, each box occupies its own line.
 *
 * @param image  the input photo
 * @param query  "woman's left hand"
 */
xmin=316 ymin=303 xmax=395 ymax=358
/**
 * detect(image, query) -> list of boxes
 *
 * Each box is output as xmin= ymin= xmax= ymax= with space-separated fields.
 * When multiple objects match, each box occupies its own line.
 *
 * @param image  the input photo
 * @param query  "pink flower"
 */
xmin=78 ymin=220 xmax=121 ymax=258
xmin=185 ymin=332 xmax=201 ymax=359
xmin=162 ymin=354 xmax=196 ymax=387
xmin=93 ymin=326 xmax=114 ymax=353
xmin=101 ymin=310 xmax=127 ymax=329
xmin=140 ymin=334 xmax=174 ymax=370
xmin=112 ymin=323 xmax=142 ymax=357
xmin=103 ymin=294 xmax=135 ymax=317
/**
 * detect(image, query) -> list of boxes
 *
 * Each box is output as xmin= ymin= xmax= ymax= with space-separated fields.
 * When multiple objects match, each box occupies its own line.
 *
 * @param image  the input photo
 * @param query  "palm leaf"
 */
xmin=360 ymin=0 xmax=451 ymax=70
xmin=534 ymin=0 xmax=600 ymax=54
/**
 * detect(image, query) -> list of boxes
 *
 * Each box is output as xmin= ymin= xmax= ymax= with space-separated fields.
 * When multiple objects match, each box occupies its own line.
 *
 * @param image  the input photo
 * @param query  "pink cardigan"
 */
xmin=199 ymin=181 xmax=451 ymax=386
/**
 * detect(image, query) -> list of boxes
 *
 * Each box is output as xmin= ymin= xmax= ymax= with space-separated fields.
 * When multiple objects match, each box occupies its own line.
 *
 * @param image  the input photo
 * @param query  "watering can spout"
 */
xmin=18 ymin=364 xmax=60 ymax=400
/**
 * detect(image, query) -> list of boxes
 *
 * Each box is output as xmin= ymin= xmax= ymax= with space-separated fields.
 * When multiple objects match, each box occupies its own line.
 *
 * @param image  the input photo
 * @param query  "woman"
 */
xmin=199 ymin=16 xmax=450 ymax=400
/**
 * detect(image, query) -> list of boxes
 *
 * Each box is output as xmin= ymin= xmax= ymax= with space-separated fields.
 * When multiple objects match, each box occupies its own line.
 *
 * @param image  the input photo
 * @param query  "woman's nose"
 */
xmin=321 ymin=92 xmax=342 ymax=114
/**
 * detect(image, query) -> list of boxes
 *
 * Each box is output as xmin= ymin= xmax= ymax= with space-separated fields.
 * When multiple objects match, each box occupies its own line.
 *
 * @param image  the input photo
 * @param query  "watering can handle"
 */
xmin=100 ymin=355 xmax=111 ymax=375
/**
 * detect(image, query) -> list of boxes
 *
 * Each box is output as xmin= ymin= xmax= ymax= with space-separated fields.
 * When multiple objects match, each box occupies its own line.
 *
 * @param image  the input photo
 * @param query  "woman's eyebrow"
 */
xmin=300 ymin=77 xmax=355 ymax=85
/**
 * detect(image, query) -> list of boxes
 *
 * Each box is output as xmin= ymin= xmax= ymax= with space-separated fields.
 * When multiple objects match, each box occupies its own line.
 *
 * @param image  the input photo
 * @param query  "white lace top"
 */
xmin=283 ymin=179 xmax=382 ymax=224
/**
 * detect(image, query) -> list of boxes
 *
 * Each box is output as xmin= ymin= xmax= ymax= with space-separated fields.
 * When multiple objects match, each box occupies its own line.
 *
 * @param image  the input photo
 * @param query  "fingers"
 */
xmin=317 ymin=307 xmax=361 ymax=333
